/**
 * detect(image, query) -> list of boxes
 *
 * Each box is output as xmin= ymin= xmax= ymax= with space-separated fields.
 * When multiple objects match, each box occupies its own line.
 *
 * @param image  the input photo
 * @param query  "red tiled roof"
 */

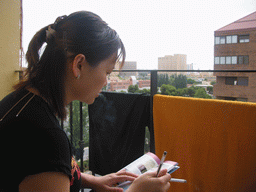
xmin=216 ymin=11 xmax=256 ymax=32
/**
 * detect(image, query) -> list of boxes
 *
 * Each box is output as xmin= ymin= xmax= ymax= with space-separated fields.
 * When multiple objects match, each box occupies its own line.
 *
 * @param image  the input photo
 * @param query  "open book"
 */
xmin=118 ymin=152 xmax=179 ymax=191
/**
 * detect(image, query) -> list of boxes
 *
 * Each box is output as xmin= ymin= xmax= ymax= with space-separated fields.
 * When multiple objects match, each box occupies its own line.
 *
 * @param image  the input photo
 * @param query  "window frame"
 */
xmin=239 ymin=34 xmax=249 ymax=43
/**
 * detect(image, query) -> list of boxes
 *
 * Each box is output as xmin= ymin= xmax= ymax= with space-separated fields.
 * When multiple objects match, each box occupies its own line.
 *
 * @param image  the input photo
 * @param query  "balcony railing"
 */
xmin=62 ymin=69 xmax=256 ymax=179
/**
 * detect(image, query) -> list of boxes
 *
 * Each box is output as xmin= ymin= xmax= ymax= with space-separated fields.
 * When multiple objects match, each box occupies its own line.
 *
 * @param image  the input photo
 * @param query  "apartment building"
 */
xmin=158 ymin=54 xmax=187 ymax=75
xmin=213 ymin=11 xmax=256 ymax=102
xmin=119 ymin=61 xmax=137 ymax=78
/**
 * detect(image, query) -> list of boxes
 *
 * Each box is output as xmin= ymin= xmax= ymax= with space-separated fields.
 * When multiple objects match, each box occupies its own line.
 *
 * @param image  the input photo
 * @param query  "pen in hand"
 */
xmin=156 ymin=151 xmax=167 ymax=177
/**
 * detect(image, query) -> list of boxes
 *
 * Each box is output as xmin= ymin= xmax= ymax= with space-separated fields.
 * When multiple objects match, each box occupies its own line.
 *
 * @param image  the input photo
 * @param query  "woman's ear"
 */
xmin=72 ymin=54 xmax=86 ymax=79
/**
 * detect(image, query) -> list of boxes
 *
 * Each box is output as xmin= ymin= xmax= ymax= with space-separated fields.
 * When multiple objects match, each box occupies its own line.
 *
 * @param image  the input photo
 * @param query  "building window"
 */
xmin=237 ymin=77 xmax=248 ymax=86
xmin=239 ymin=35 xmax=249 ymax=43
xmin=214 ymin=56 xmax=249 ymax=65
xmin=226 ymin=36 xmax=232 ymax=44
xmin=232 ymin=35 xmax=237 ymax=43
xmin=238 ymin=55 xmax=249 ymax=64
xmin=215 ymin=36 xmax=220 ymax=44
xmin=220 ymin=57 xmax=225 ymax=64
xmin=226 ymin=77 xmax=237 ymax=85
xmin=215 ymin=57 xmax=220 ymax=64
xmin=225 ymin=77 xmax=248 ymax=86
xmin=232 ymin=56 xmax=237 ymax=64
xmin=220 ymin=36 xmax=226 ymax=44
xmin=215 ymin=35 xmax=238 ymax=44
xmin=226 ymin=56 xmax=231 ymax=64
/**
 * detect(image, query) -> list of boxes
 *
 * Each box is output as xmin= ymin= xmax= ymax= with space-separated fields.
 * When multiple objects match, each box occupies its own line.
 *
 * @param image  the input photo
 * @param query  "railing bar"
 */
xmin=69 ymin=102 xmax=73 ymax=146
xmin=79 ymin=102 xmax=84 ymax=170
xmin=113 ymin=69 xmax=256 ymax=73
xmin=79 ymin=101 xmax=84 ymax=192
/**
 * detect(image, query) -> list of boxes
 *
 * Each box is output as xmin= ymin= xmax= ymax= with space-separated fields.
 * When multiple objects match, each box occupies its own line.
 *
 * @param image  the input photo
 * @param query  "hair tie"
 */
xmin=54 ymin=15 xmax=68 ymax=26
xmin=46 ymin=26 xmax=56 ymax=43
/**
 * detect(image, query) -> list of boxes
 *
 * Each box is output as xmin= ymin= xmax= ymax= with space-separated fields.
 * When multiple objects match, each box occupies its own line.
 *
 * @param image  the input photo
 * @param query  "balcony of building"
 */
xmin=1 ymin=2 xmax=256 ymax=191
xmin=60 ymin=69 xmax=256 ymax=192
xmin=3 ymin=68 xmax=256 ymax=192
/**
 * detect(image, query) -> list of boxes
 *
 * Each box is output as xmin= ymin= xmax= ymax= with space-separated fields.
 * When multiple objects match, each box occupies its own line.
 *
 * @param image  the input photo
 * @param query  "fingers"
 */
xmin=107 ymin=172 xmax=137 ymax=185
xmin=116 ymin=169 xmax=138 ymax=178
xmin=142 ymin=169 xmax=168 ymax=177
xmin=105 ymin=186 xmax=124 ymax=192
xmin=159 ymin=172 xmax=172 ymax=183
xmin=157 ymin=169 xmax=168 ymax=177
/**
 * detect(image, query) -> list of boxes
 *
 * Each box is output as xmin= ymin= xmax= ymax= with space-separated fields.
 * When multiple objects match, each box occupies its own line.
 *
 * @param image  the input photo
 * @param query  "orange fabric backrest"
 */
xmin=153 ymin=94 xmax=256 ymax=191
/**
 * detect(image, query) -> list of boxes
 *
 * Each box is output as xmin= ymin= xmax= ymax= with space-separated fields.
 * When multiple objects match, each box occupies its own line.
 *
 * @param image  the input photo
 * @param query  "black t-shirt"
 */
xmin=0 ymin=89 xmax=81 ymax=191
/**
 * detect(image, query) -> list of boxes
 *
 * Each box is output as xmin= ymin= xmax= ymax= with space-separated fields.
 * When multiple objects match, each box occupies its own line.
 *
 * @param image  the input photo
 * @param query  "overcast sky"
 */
xmin=23 ymin=0 xmax=256 ymax=70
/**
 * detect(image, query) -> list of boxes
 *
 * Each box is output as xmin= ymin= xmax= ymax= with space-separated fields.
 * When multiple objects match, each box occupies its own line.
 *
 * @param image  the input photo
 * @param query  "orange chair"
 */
xmin=153 ymin=95 xmax=256 ymax=192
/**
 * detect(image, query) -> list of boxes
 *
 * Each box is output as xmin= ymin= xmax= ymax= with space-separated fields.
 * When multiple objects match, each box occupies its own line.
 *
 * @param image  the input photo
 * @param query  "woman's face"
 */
xmin=71 ymin=52 xmax=117 ymax=104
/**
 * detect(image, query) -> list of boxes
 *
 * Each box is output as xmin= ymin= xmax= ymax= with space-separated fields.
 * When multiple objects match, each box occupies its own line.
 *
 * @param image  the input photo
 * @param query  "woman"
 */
xmin=0 ymin=11 xmax=171 ymax=191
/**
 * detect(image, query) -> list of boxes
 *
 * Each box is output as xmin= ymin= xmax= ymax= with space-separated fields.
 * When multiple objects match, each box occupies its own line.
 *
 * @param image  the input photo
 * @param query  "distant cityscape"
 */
xmin=107 ymin=54 xmax=215 ymax=94
xmin=107 ymin=11 xmax=256 ymax=102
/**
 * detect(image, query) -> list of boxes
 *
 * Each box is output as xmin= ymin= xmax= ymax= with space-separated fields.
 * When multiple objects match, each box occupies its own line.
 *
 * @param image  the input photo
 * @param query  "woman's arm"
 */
xmin=19 ymin=172 xmax=70 ymax=192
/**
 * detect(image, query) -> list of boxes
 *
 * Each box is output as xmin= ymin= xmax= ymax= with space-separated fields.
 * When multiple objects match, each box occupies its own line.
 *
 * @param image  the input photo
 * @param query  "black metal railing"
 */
xmin=60 ymin=69 xmax=256 ymax=191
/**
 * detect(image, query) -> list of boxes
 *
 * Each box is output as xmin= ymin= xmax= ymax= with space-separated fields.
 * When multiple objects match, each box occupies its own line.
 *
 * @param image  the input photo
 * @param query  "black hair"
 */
xmin=15 ymin=11 xmax=126 ymax=120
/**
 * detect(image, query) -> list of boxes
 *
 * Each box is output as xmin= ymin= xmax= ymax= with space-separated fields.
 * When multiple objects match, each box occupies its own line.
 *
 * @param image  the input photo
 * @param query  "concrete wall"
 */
xmin=0 ymin=0 xmax=21 ymax=100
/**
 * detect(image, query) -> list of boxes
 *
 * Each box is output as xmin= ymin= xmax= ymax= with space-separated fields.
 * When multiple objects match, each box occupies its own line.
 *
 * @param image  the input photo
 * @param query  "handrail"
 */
xmin=65 ymin=69 xmax=256 ymax=177
xmin=113 ymin=69 xmax=256 ymax=72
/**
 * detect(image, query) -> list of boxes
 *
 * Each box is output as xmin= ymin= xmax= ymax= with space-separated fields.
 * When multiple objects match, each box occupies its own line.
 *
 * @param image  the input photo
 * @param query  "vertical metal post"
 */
xmin=149 ymin=70 xmax=157 ymax=153
xmin=69 ymin=102 xmax=73 ymax=146
xmin=79 ymin=102 xmax=84 ymax=170
xmin=79 ymin=102 xmax=84 ymax=192
xmin=150 ymin=70 xmax=158 ymax=96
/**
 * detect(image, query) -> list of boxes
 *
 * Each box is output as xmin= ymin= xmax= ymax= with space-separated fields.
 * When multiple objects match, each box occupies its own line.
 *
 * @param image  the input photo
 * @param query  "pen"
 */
xmin=170 ymin=178 xmax=187 ymax=183
xmin=156 ymin=151 xmax=167 ymax=177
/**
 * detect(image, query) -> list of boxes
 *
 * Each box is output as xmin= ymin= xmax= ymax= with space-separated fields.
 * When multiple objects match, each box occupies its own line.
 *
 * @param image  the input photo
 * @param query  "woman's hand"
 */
xmin=126 ymin=169 xmax=171 ymax=192
xmin=81 ymin=169 xmax=138 ymax=192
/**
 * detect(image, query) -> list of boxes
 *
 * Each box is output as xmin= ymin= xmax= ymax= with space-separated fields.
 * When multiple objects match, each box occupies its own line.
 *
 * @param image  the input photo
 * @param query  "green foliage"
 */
xmin=158 ymin=74 xmax=187 ymax=89
xmin=172 ymin=74 xmax=187 ymax=89
xmin=136 ymin=88 xmax=150 ymax=94
xmin=160 ymin=84 xmax=212 ymax=99
xmin=187 ymin=78 xmax=196 ymax=84
xmin=194 ymin=88 xmax=212 ymax=99
xmin=128 ymin=84 xmax=139 ymax=93
xmin=160 ymin=84 xmax=177 ymax=95
xmin=207 ymin=86 xmax=213 ymax=94
xmin=210 ymin=81 xmax=216 ymax=85
xmin=157 ymin=74 xmax=170 ymax=87
xmin=128 ymin=85 xmax=150 ymax=94
xmin=77 ymin=160 xmax=89 ymax=171
xmin=65 ymin=101 xmax=89 ymax=160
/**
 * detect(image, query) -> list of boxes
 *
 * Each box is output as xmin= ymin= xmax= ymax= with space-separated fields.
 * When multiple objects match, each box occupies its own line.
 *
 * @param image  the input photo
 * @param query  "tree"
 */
xmin=186 ymin=86 xmax=197 ymax=97
xmin=157 ymin=73 xmax=170 ymax=87
xmin=207 ymin=86 xmax=213 ymax=94
xmin=211 ymin=81 xmax=216 ymax=85
xmin=187 ymin=78 xmax=196 ymax=84
xmin=128 ymin=84 xmax=139 ymax=93
xmin=194 ymin=88 xmax=212 ymax=99
xmin=172 ymin=74 xmax=187 ymax=89
xmin=135 ymin=88 xmax=150 ymax=94
xmin=160 ymin=84 xmax=177 ymax=95
xmin=65 ymin=101 xmax=89 ymax=160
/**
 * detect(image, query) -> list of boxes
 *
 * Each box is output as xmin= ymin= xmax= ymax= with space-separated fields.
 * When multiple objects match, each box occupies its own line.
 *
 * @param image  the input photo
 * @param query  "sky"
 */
xmin=23 ymin=0 xmax=256 ymax=70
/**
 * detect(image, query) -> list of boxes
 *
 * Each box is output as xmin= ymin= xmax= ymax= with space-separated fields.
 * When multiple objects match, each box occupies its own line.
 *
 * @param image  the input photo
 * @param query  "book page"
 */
xmin=123 ymin=153 xmax=159 ymax=175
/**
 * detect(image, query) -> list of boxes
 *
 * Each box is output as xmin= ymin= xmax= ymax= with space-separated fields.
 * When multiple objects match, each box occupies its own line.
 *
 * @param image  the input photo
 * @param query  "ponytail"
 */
xmin=26 ymin=26 xmax=48 ymax=72
xmin=14 ymin=23 xmax=68 ymax=119
xmin=14 ymin=11 xmax=126 ymax=120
